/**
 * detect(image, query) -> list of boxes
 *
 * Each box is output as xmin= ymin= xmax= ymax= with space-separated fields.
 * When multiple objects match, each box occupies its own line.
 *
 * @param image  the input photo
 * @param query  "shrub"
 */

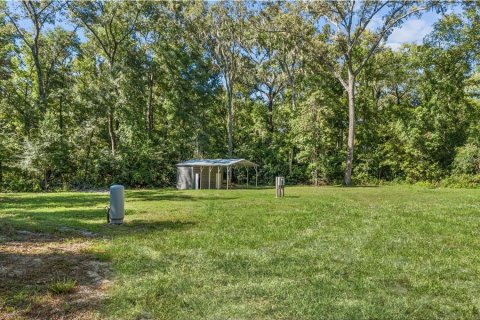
xmin=452 ymin=144 xmax=480 ymax=175
xmin=440 ymin=174 xmax=480 ymax=188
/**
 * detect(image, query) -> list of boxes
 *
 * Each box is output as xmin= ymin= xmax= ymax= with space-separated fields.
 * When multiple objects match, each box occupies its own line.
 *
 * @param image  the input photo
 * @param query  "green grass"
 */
xmin=48 ymin=278 xmax=77 ymax=295
xmin=2 ymin=186 xmax=480 ymax=319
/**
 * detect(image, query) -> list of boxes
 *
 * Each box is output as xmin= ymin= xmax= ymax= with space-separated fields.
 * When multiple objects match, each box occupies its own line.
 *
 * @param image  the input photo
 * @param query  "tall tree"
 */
xmin=307 ymin=0 xmax=438 ymax=185
xmin=246 ymin=3 xmax=287 ymax=134
xmin=69 ymin=1 xmax=140 ymax=157
xmin=1 ymin=1 xmax=479 ymax=191
xmin=5 ymin=1 xmax=60 ymax=113
xmin=255 ymin=2 xmax=310 ymax=174
xmin=195 ymin=1 xmax=248 ymax=157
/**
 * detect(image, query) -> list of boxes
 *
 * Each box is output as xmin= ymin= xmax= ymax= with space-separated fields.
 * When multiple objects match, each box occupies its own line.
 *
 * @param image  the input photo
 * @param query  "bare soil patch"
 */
xmin=0 ymin=228 xmax=111 ymax=320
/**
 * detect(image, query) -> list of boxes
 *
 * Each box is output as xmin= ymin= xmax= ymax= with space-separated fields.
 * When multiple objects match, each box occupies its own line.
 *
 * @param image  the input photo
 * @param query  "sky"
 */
xmin=9 ymin=1 xmax=458 ymax=51
xmin=385 ymin=4 xmax=462 ymax=50
xmin=386 ymin=11 xmax=441 ymax=50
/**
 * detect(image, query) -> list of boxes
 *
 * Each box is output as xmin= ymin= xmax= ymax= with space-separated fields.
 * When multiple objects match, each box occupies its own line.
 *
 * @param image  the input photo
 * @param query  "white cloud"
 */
xmin=385 ymin=42 xmax=403 ymax=51
xmin=387 ymin=19 xmax=433 ymax=46
xmin=367 ymin=16 xmax=384 ymax=30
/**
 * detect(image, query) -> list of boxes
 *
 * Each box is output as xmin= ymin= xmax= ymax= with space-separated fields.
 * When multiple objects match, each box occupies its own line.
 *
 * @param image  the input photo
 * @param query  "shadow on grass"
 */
xmin=1 ymin=190 xmax=242 ymax=214
xmin=102 ymin=219 xmax=196 ymax=238
xmin=0 ymin=237 xmax=109 ymax=319
xmin=339 ymin=185 xmax=379 ymax=188
xmin=1 ymin=208 xmax=196 ymax=239
xmin=0 ymin=191 xmax=200 ymax=319
xmin=234 ymin=186 xmax=274 ymax=190
xmin=128 ymin=191 xmax=239 ymax=202
xmin=0 ymin=193 xmax=109 ymax=210
xmin=0 ymin=213 xmax=195 ymax=318
xmin=0 ymin=190 xmax=191 ymax=212
xmin=0 ymin=207 xmax=107 ymax=234
xmin=0 ymin=190 xmax=203 ymax=235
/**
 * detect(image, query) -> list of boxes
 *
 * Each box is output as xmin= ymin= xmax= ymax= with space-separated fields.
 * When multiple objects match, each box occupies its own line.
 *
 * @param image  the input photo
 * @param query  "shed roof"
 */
xmin=176 ymin=158 xmax=257 ymax=167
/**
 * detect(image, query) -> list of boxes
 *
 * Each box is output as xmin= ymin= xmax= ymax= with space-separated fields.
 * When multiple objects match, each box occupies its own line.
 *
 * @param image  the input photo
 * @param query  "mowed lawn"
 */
xmin=1 ymin=186 xmax=480 ymax=319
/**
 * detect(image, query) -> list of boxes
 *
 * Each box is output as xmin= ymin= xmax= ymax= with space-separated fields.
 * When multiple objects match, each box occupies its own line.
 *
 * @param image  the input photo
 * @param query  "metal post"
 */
xmin=246 ymin=166 xmax=249 ymax=188
xmin=195 ymin=173 xmax=200 ymax=190
xmin=255 ymin=166 xmax=258 ymax=187
xmin=191 ymin=167 xmax=194 ymax=189
xmin=275 ymin=176 xmax=285 ymax=197
xmin=199 ymin=166 xmax=203 ymax=189
xmin=208 ymin=166 xmax=212 ymax=189
xmin=226 ymin=166 xmax=230 ymax=190
xmin=276 ymin=177 xmax=278 ymax=197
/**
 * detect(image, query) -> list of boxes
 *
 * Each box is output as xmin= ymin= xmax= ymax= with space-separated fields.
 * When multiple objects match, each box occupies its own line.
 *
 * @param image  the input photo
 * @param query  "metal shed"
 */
xmin=176 ymin=159 xmax=258 ymax=190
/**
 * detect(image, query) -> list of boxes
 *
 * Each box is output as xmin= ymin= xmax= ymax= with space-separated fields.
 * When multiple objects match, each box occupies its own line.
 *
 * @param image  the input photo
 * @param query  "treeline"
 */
xmin=0 ymin=1 xmax=479 ymax=191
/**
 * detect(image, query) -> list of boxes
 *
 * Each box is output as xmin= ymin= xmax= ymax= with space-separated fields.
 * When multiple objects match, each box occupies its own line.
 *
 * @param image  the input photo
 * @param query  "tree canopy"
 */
xmin=0 ymin=0 xmax=479 ymax=191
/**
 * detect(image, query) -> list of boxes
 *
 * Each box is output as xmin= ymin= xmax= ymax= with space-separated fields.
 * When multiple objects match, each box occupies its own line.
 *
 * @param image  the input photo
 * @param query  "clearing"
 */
xmin=1 ymin=186 xmax=480 ymax=319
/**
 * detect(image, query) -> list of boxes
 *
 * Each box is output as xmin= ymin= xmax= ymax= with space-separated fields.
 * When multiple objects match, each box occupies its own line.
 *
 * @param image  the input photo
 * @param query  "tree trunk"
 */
xmin=59 ymin=95 xmax=64 ymax=132
xmin=32 ymin=50 xmax=46 ymax=112
xmin=43 ymin=169 xmax=48 ymax=190
xmin=344 ymin=71 xmax=355 ymax=186
xmin=108 ymin=105 xmax=116 ymax=157
xmin=146 ymin=72 xmax=154 ymax=137
xmin=23 ymin=83 xmax=31 ymax=133
xmin=290 ymin=77 xmax=296 ymax=112
xmin=267 ymin=99 xmax=274 ymax=133
xmin=289 ymin=77 xmax=296 ymax=175
xmin=227 ymin=89 xmax=233 ymax=158
xmin=84 ymin=128 xmax=95 ymax=180
xmin=395 ymin=86 xmax=401 ymax=105
xmin=288 ymin=148 xmax=293 ymax=175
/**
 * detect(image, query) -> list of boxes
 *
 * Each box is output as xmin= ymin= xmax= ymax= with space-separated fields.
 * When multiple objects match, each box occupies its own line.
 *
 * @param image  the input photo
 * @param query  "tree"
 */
xmin=69 ymin=1 xmax=140 ymax=157
xmin=256 ymin=3 xmax=310 ymax=174
xmin=245 ymin=3 xmax=286 ymax=134
xmin=5 ymin=1 xmax=60 ymax=113
xmin=0 ymin=3 xmax=15 ymax=186
xmin=1 ymin=1 xmax=478 ymax=191
xmin=306 ymin=0 xmax=438 ymax=185
xmin=194 ymin=1 xmax=248 ymax=157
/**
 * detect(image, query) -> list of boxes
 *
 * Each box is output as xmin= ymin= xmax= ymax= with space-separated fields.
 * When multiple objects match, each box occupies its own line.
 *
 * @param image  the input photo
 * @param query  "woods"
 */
xmin=0 ymin=1 xmax=479 ymax=191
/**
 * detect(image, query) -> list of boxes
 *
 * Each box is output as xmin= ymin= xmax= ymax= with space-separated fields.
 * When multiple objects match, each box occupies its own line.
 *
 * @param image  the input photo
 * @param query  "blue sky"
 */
xmin=385 ymin=4 xmax=462 ymax=50
xmin=386 ymin=11 xmax=442 ymax=50
xmin=9 ymin=1 xmax=457 ymax=50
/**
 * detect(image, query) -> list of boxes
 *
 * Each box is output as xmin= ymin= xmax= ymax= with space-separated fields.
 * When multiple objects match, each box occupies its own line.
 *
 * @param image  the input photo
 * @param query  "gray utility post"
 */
xmin=109 ymin=184 xmax=125 ymax=224
xmin=275 ymin=177 xmax=285 ymax=198
xmin=195 ymin=173 xmax=200 ymax=190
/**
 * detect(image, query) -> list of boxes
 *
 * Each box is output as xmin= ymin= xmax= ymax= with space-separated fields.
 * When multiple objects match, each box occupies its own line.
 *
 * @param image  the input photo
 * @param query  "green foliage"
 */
xmin=452 ymin=143 xmax=480 ymax=175
xmin=0 ymin=2 xmax=479 ymax=190
xmin=440 ymin=174 xmax=480 ymax=188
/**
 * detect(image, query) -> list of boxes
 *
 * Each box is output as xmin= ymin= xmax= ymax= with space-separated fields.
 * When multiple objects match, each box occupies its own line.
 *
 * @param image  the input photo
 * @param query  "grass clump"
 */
xmin=48 ymin=278 xmax=77 ymax=295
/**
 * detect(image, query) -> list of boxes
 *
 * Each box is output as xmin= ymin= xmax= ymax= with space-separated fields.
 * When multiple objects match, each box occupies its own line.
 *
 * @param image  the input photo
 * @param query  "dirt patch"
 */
xmin=0 ymin=230 xmax=111 ymax=320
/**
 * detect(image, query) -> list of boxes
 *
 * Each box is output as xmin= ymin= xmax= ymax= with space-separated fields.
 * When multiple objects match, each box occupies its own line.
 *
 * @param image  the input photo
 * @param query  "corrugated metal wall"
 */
xmin=177 ymin=166 xmax=224 ymax=189
xmin=176 ymin=167 xmax=193 ymax=189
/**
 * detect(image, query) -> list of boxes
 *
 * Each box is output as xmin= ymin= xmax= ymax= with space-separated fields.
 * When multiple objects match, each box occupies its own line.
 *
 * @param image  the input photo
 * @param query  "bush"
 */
xmin=440 ymin=174 xmax=480 ymax=188
xmin=452 ymin=144 xmax=480 ymax=175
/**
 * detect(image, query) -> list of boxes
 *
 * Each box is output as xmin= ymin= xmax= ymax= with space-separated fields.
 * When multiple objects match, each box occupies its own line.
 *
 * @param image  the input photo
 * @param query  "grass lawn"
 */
xmin=1 ymin=186 xmax=480 ymax=319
